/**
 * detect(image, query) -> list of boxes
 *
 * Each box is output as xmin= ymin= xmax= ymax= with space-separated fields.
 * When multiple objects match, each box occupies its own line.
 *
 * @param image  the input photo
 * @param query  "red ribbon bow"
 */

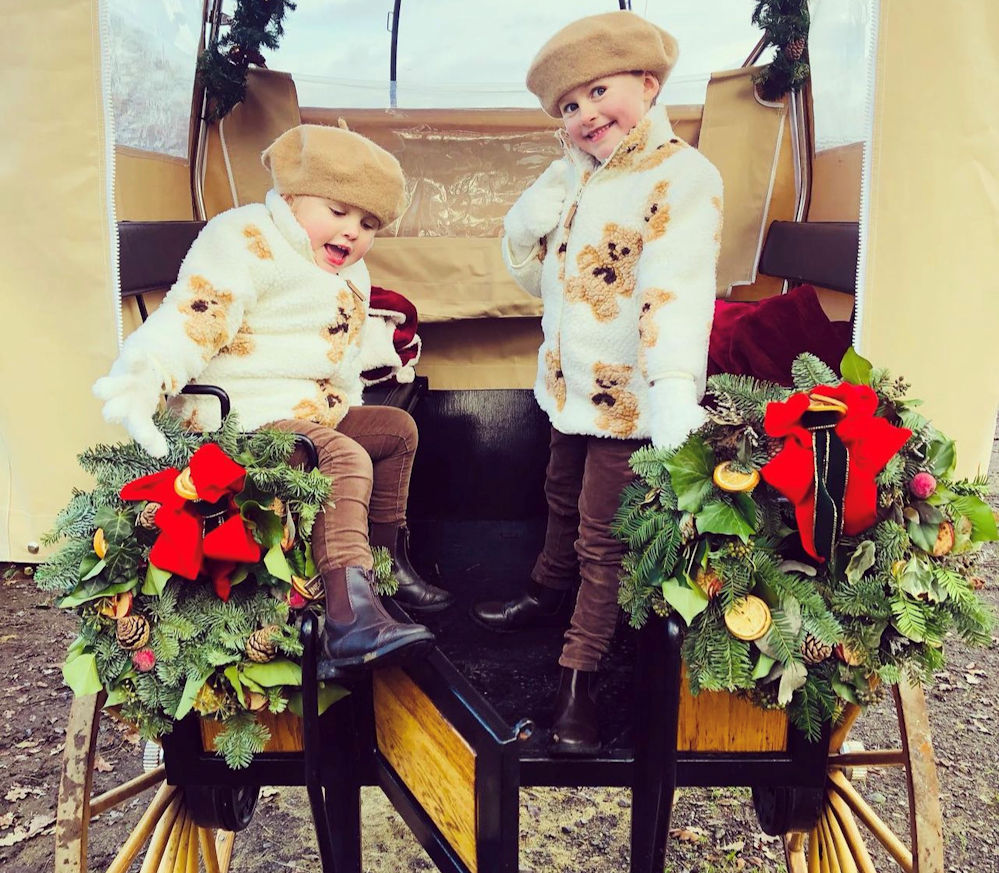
xmin=120 ymin=443 xmax=261 ymax=599
xmin=760 ymin=383 xmax=911 ymax=561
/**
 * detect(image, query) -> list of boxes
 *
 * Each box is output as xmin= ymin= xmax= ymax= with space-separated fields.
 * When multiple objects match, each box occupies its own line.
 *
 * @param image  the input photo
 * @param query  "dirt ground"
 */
xmin=2 ymin=432 xmax=997 ymax=873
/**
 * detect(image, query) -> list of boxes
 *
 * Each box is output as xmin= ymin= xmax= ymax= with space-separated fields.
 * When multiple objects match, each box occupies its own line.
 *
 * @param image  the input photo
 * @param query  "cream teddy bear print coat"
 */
xmin=503 ymin=104 xmax=724 ymax=440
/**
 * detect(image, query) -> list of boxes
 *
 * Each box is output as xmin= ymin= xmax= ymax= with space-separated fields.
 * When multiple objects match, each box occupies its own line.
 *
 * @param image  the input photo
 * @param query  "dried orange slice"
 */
xmin=93 ymin=528 xmax=108 ymax=558
xmin=712 ymin=462 xmax=760 ymax=493
xmin=724 ymin=595 xmax=772 ymax=641
xmin=173 ymin=466 xmax=199 ymax=501
xmin=806 ymin=393 xmax=848 ymax=414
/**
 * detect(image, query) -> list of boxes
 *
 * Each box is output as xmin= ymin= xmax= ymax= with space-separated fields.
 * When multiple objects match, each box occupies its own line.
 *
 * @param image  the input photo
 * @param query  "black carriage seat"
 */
xmin=116 ymin=220 xmax=427 ymax=414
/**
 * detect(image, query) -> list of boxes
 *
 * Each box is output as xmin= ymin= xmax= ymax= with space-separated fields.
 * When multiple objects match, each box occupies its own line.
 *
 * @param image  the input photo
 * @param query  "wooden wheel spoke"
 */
xmin=106 ymin=783 xmax=180 ymax=873
xmin=827 ymin=788 xmax=877 ymax=873
xmin=136 ymin=790 xmax=184 ymax=873
xmin=199 ymin=826 xmax=223 ymax=873
xmin=828 ymin=750 xmax=907 ymax=769
xmin=828 ymin=770 xmax=913 ymax=872
xmin=90 ymin=764 xmax=167 ymax=817
xmin=823 ymin=803 xmax=860 ymax=873
xmin=215 ymin=829 xmax=236 ymax=873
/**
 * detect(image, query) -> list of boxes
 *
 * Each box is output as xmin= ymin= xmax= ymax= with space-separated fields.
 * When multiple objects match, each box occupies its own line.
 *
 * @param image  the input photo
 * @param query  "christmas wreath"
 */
xmin=615 ymin=350 xmax=996 ymax=740
xmin=37 ymin=413 xmax=394 ymax=768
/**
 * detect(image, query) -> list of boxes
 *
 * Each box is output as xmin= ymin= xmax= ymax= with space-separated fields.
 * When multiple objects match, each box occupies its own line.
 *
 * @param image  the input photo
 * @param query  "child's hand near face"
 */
xmin=504 ymin=159 xmax=570 ymax=251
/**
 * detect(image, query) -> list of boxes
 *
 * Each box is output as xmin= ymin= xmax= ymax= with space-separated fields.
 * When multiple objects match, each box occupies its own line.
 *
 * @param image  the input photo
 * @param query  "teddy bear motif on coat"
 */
xmin=590 ymin=361 xmax=640 ymax=437
xmin=321 ymin=288 xmax=365 ymax=364
xmin=179 ymin=276 xmax=235 ymax=357
xmin=565 ymin=223 xmax=644 ymax=322
xmin=292 ymin=377 xmax=350 ymax=428
xmin=643 ymin=180 xmax=671 ymax=241
xmin=544 ymin=342 xmax=567 ymax=411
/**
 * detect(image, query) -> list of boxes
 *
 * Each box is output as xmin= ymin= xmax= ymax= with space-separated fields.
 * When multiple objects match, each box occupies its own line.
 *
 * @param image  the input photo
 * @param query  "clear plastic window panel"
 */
xmin=268 ymin=1 xmax=764 ymax=109
xmin=108 ymin=0 xmax=202 ymax=158
xmin=809 ymin=0 xmax=876 ymax=151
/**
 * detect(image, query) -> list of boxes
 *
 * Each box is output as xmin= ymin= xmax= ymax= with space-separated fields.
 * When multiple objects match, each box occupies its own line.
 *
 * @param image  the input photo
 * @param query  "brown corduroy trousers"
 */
xmin=531 ymin=427 xmax=647 ymax=672
xmin=268 ymin=406 xmax=418 ymax=573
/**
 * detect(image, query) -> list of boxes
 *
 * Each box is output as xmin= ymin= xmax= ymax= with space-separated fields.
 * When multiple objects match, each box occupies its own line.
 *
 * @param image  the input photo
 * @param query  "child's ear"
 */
xmin=643 ymin=73 xmax=661 ymax=104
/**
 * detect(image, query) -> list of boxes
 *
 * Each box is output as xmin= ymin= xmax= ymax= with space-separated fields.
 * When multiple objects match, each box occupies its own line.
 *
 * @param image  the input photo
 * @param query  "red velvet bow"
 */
xmin=120 ymin=443 xmax=261 ymax=599
xmin=760 ymin=383 xmax=911 ymax=561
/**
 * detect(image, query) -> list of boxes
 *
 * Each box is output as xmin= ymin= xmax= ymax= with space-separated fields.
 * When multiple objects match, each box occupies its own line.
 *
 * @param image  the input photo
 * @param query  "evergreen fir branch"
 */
xmin=706 ymin=373 xmax=788 ymax=425
xmin=628 ymin=445 xmax=676 ymax=488
xmin=872 ymin=522 xmax=907 ymax=569
xmin=372 ymin=547 xmax=397 ymax=596
xmin=788 ymin=678 xmax=828 ymax=742
xmin=618 ymin=561 xmax=652 ymax=628
xmin=876 ymin=455 xmax=906 ymax=490
xmin=41 ymin=492 xmax=100 ymax=545
xmin=33 ymin=539 xmax=92 ymax=591
xmin=211 ymin=713 xmax=271 ymax=769
xmin=763 ymin=608 xmax=804 ymax=666
xmin=635 ymin=524 xmax=681 ymax=587
xmin=890 ymin=595 xmax=929 ymax=642
xmin=938 ymin=475 xmax=990 ymax=497
xmin=791 ymin=353 xmax=838 ymax=392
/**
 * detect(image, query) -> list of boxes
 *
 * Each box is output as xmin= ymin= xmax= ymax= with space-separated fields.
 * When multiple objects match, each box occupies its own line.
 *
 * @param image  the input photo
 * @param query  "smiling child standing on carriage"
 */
xmin=471 ymin=11 xmax=724 ymax=754
xmin=93 ymin=123 xmax=453 ymax=675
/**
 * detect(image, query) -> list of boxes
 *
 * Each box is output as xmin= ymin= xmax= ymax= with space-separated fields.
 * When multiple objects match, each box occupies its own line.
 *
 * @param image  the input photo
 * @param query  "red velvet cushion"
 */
xmin=708 ymin=284 xmax=853 ymax=386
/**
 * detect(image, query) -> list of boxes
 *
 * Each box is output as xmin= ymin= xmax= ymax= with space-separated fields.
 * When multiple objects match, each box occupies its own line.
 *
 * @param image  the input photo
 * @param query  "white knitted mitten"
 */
xmin=93 ymin=366 xmax=169 ymax=458
xmin=503 ymin=159 xmax=570 ymax=251
xmin=647 ymin=377 xmax=708 ymax=450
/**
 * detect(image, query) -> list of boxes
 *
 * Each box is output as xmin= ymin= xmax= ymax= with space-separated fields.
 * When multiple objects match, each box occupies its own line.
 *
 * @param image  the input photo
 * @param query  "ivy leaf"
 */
xmin=94 ymin=506 xmax=136 ymax=545
xmin=666 ymin=436 xmax=715 ymax=513
xmin=840 ymin=347 xmax=873 ymax=385
xmin=695 ymin=500 xmax=756 ymax=541
xmin=662 ymin=577 xmax=709 ymax=626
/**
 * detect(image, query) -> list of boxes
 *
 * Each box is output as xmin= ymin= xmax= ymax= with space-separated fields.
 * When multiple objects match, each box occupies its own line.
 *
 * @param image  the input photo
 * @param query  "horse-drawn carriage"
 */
xmin=4 ymin=2 xmax=998 ymax=872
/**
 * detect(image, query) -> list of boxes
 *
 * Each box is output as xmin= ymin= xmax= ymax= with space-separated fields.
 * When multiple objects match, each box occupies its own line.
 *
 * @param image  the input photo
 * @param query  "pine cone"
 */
xmin=245 ymin=625 xmax=280 ymax=663
xmin=116 ymin=615 xmax=150 ymax=651
xmin=138 ymin=502 xmax=161 ymax=530
xmin=784 ymin=37 xmax=806 ymax=60
xmin=801 ymin=634 xmax=833 ymax=664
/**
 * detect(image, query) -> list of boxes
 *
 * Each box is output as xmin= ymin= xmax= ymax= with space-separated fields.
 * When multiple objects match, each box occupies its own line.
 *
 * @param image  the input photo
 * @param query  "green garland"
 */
xmin=615 ymin=351 xmax=996 ymax=740
xmin=751 ymin=0 xmax=810 ymax=101
xmin=197 ymin=0 xmax=297 ymax=123
xmin=38 ymin=412 xmax=395 ymax=769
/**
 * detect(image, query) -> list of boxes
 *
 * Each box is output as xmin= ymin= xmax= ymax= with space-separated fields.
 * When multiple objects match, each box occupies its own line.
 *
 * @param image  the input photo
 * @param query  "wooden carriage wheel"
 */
xmin=783 ymin=681 xmax=943 ymax=873
xmin=55 ymin=692 xmax=239 ymax=873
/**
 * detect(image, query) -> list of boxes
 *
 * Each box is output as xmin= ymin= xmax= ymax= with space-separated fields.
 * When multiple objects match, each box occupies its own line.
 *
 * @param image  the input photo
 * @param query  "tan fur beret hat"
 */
xmin=526 ymin=11 xmax=679 ymax=117
xmin=261 ymin=124 xmax=406 ymax=226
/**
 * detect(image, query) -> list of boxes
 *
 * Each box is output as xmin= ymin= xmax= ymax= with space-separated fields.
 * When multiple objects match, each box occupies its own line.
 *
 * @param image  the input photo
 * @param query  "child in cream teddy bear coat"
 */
xmin=95 ymin=124 xmax=452 ymax=674
xmin=472 ymin=12 xmax=723 ymax=754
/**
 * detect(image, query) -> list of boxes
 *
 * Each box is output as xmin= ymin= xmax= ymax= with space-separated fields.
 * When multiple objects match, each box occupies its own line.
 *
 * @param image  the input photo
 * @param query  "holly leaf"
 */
xmin=840 ymin=347 xmax=873 ymax=385
xmin=661 ymin=577 xmax=709 ymax=626
xmin=666 ymin=436 xmax=715 ymax=513
xmin=695 ymin=499 xmax=756 ymax=541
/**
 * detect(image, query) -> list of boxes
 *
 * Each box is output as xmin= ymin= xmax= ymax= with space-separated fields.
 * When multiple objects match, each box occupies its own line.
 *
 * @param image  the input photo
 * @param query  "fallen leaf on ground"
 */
xmin=669 ymin=826 xmax=708 ymax=843
xmin=93 ymin=754 xmax=114 ymax=773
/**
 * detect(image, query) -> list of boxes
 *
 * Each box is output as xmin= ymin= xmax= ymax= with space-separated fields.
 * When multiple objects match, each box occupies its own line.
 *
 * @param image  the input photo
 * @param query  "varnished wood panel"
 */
xmin=373 ymin=668 xmax=478 ymax=872
xmin=676 ymin=669 xmax=788 ymax=752
xmin=199 ymin=711 xmax=304 ymax=753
